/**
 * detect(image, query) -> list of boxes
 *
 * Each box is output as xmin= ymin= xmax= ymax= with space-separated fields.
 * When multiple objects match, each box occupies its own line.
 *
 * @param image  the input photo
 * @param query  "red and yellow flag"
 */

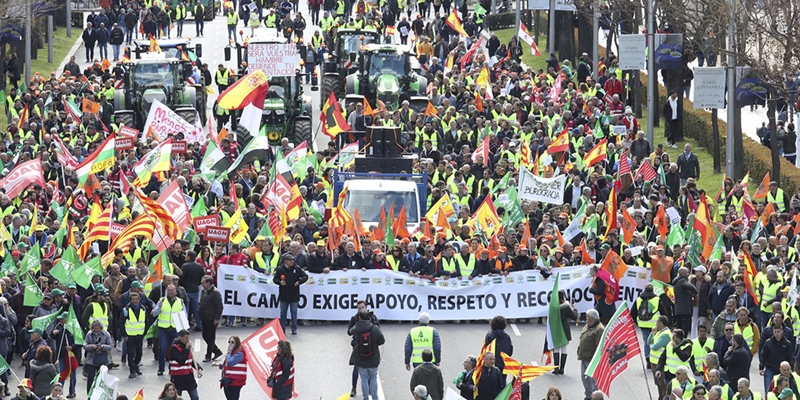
xmin=321 ymin=91 xmax=351 ymax=139
xmin=217 ymin=70 xmax=269 ymax=110
xmin=148 ymin=36 xmax=161 ymax=52
xmin=605 ymin=188 xmax=617 ymax=238
xmin=583 ymin=138 xmax=607 ymax=167
xmin=445 ymin=9 xmax=468 ymax=37
xmin=743 ymin=252 xmax=760 ymax=306
xmin=548 ymin=128 xmax=569 ymax=154
xmin=753 ymin=171 xmax=770 ymax=200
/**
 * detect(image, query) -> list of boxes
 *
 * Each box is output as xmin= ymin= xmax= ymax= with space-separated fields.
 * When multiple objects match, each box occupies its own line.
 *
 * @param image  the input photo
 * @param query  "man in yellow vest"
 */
xmin=692 ymin=325 xmax=715 ymax=384
xmin=215 ymin=64 xmax=231 ymax=94
xmin=404 ymin=312 xmax=441 ymax=370
xmin=667 ymin=366 xmax=696 ymax=400
xmin=123 ymin=291 xmax=147 ymax=378
xmin=634 ymin=284 xmax=662 ymax=362
xmin=760 ymin=268 xmax=784 ymax=332
xmin=226 ymin=7 xmax=239 ymax=43
xmin=152 ymin=284 xmax=186 ymax=375
xmin=174 ymin=2 xmax=187 ymax=37
xmin=767 ymin=181 xmax=790 ymax=213
xmin=706 ymin=367 xmax=736 ymax=399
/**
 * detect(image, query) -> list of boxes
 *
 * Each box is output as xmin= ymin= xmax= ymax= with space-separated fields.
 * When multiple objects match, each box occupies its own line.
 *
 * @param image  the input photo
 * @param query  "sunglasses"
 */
xmin=725 ymin=328 xmax=733 ymax=331
xmin=228 ymin=340 xmax=235 ymax=344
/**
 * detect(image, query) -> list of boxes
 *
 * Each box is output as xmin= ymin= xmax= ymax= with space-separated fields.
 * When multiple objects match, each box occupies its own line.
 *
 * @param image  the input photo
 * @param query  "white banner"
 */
xmin=217 ymin=265 xmax=651 ymax=321
xmin=528 ymin=0 xmax=575 ymax=11
xmin=247 ymin=43 xmax=299 ymax=77
xmin=517 ymin=168 xmax=567 ymax=205
xmin=693 ymin=67 xmax=726 ymax=109
xmin=88 ymin=366 xmax=119 ymax=400
xmin=142 ymin=99 xmax=204 ymax=144
xmin=618 ymin=34 xmax=646 ymax=70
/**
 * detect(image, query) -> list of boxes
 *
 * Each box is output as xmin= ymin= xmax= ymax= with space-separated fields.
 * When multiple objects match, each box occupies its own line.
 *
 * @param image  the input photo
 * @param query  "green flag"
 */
xmin=474 ymin=3 xmax=487 ymax=15
xmin=492 ymin=173 xmax=510 ymax=194
xmin=593 ymin=119 xmax=604 ymax=139
xmin=666 ymin=225 xmax=685 ymax=248
xmin=51 ymin=201 xmax=65 ymax=222
xmin=19 ymin=242 xmax=41 ymax=274
xmin=23 ymin=273 xmax=44 ymax=307
xmin=86 ymin=257 xmax=104 ymax=277
xmin=72 ymin=262 xmax=94 ymax=289
xmin=493 ymin=381 xmax=513 ymax=400
xmin=0 ymin=354 xmax=9 ymax=376
xmin=257 ymin=213 xmax=274 ymax=240
xmin=499 ymin=187 xmax=525 ymax=228
xmin=581 ymin=214 xmax=598 ymax=237
xmin=1 ymin=255 xmax=16 ymax=275
xmin=270 ymin=146 xmax=284 ymax=183
xmin=686 ymin=230 xmax=703 ymax=266
xmin=31 ymin=311 xmax=59 ymax=333
xmin=144 ymin=323 xmax=158 ymax=340
xmin=50 ymin=245 xmax=79 ymax=283
xmin=546 ymin=274 xmax=568 ymax=350
xmin=19 ymin=81 xmax=26 ymax=95
xmin=750 ymin=222 xmax=763 ymax=242
xmin=184 ymin=228 xmax=197 ymax=249
xmin=190 ymin=196 xmax=207 ymax=219
xmin=385 ymin=209 xmax=395 ymax=247
xmin=658 ymin=164 xmax=667 ymax=185
xmin=66 ymin=305 xmax=85 ymax=345
xmin=0 ymin=90 xmax=5 ymax=105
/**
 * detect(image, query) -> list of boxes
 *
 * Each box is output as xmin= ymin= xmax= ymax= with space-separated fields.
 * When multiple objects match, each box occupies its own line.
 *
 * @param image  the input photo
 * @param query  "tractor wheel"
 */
xmin=176 ymin=109 xmax=197 ymax=125
xmin=292 ymin=119 xmax=312 ymax=146
xmin=320 ymin=74 xmax=341 ymax=109
xmin=114 ymin=111 xmax=136 ymax=130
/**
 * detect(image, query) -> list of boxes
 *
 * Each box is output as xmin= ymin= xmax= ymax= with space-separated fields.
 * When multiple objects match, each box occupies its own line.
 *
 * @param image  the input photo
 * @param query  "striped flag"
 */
xmin=618 ymin=152 xmax=631 ymax=176
xmin=585 ymin=302 xmax=641 ymax=395
xmin=517 ymin=22 xmax=540 ymax=56
xmin=500 ymin=353 xmax=556 ymax=382
xmin=134 ymin=188 xmax=181 ymax=238
xmin=134 ymin=138 xmax=172 ymax=186
xmin=75 ymin=134 xmax=116 ymax=185
xmin=101 ymin=214 xmax=157 ymax=265
xmin=634 ymin=159 xmax=657 ymax=182
xmin=78 ymin=202 xmax=113 ymax=260
xmin=445 ymin=9 xmax=467 ymax=37
xmin=743 ymin=252 xmax=760 ymax=306
xmin=52 ymin=135 xmax=79 ymax=169
xmin=16 ymin=104 xmax=28 ymax=129
xmin=63 ymin=98 xmax=83 ymax=121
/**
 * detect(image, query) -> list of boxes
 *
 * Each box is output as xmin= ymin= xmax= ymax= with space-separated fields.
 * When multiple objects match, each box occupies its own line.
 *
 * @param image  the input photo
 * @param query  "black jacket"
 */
xmin=82 ymin=28 xmax=98 ymax=46
xmin=671 ymin=275 xmax=697 ymax=316
xmin=307 ymin=252 xmax=331 ymax=273
xmin=676 ymin=152 xmax=700 ymax=180
xmin=198 ymin=286 xmax=223 ymax=322
xmin=335 ymin=253 xmax=364 ymax=270
xmin=110 ymin=28 xmax=124 ymax=45
xmin=461 ymin=366 xmax=504 ymax=400
xmin=759 ymin=335 xmax=795 ymax=373
xmin=272 ymin=265 xmax=309 ymax=302
xmin=180 ymin=261 xmax=204 ymax=293
xmin=708 ymin=282 xmax=735 ymax=315
xmin=485 ymin=330 xmax=513 ymax=372
xmin=348 ymin=320 xmax=385 ymax=369
xmin=722 ymin=345 xmax=752 ymax=384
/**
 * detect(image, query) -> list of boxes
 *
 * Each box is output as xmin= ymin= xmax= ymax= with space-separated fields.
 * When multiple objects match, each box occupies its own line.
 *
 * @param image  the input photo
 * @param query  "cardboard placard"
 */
xmin=205 ymin=226 xmax=231 ymax=242
xmin=109 ymin=223 xmax=126 ymax=239
xmin=171 ymin=140 xmax=187 ymax=153
xmin=115 ymin=137 xmax=134 ymax=151
xmin=194 ymin=215 xmax=219 ymax=234
xmin=118 ymin=126 xmax=140 ymax=139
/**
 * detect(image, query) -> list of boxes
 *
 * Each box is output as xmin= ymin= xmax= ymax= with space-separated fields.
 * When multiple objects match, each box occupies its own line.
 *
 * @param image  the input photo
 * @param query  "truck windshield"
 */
xmin=132 ymin=62 xmax=173 ymax=88
xmin=339 ymin=33 xmax=378 ymax=60
xmin=368 ymin=53 xmax=405 ymax=81
xmin=343 ymin=190 xmax=418 ymax=223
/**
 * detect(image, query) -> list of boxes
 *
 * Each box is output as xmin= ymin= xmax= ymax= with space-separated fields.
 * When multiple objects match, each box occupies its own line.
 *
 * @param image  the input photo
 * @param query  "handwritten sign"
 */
xmin=118 ymin=126 xmax=139 ymax=139
xmin=194 ymin=215 xmax=219 ymax=234
xmin=517 ymin=168 xmax=567 ymax=205
xmin=205 ymin=226 xmax=231 ymax=242
xmin=115 ymin=137 xmax=134 ymax=151
xmin=171 ymin=140 xmax=187 ymax=153
xmin=612 ymin=125 xmax=628 ymax=137
xmin=141 ymin=99 xmax=204 ymax=144
xmin=247 ymin=43 xmax=298 ymax=77
xmin=693 ymin=67 xmax=726 ymax=109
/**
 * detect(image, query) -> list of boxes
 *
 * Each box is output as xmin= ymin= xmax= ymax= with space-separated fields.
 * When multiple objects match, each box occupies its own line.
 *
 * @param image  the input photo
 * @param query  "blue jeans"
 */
xmin=640 ymin=327 xmax=651 ymax=360
xmin=186 ymin=291 xmax=201 ymax=328
xmin=279 ymin=301 xmax=298 ymax=333
xmin=357 ymin=367 xmax=378 ymax=400
xmin=177 ymin=20 xmax=184 ymax=36
xmin=760 ymin=310 xmax=771 ymax=333
xmin=179 ymin=388 xmax=199 ymax=400
xmin=98 ymin=43 xmax=108 ymax=60
xmin=195 ymin=20 xmax=204 ymax=36
xmin=112 ymin=44 xmax=120 ymax=61
xmin=59 ymin=357 xmax=76 ymax=394
xmin=227 ymin=25 xmax=236 ymax=43
xmin=158 ymin=328 xmax=178 ymax=372
xmin=764 ymin=368 xmax=775 ymax=394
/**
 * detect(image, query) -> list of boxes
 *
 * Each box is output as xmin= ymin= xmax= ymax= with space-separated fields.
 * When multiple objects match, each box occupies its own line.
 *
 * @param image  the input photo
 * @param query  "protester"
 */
xmin=269 ymin=340 xmax=295 ymax=400
xmin=272 ymin=255 xmax=309 ymax=335
xmin=168 ymin=330 xmax=202 ymax=400
xmin=404 ymin=312 xmax=441 ymax=370
xmin=578 ymin=309 xmax=604 ymax=400
xmin=213 ymin=336 xmax=247 ymax=400
xmin=83 ymin=320 xmax=112 ymax=394
xmin=553 ymin=290 xmax=578 ymax=375
xmin=409 ymin=349 xmax=443 ymax=400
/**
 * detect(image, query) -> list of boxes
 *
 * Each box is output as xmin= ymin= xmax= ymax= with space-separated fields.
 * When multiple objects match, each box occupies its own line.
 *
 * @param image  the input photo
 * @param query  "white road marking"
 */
xmin=377 ymin=371 xmax=385 ymax=400
xmin=510 ymin=323 xmax=521 ymax=336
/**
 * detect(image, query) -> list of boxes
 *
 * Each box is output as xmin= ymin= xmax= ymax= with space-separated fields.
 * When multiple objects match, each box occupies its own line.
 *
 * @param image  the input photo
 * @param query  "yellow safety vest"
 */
xmin=664 ymin=340 xmax=692 ymax=374
xmin=386 ymin=255 xmax=400 ymax=271
xmin=91 ymin=302 xmax=109 ymax=329
xmin=782 ymin=299 xmax=800 ymax=335
xmin=227 ymin=13 xmax=238 ymax=25
xmin=157 ymin=297 xmax=184 ymax=329
xmin=730 ymin=195 xmax=744 ymax=214
xmin=668 ymin=377 xmax=696 ymax=400
xmin=311 ymin=34 xmax=323 ymax=49
xmin=216 ymin=69 xmax=230 ymax=86
xmin=254 ymin=252 xmax=280 ymax=273
xmin=175 ymin=6 xmax=186 ymax=20
xmin=761 ymin=280 xmax=782 ymax=313
xmin=767 ymin=189 xmax=786 ymax=212
xmin=439 ymin=257 xmax=456 ymax=273
xmin=649 ymin=328 xmax=671 ymax=365
xmin=455 ymin=254 xmax=475 ymax=277
xmin=125 ymin=248 xmax=142 ymax=265
xmin=691 ymin=337 xmax=715 ymax=370
xmin=635 ymin=297 xmax=660 ymax=328
xmin=125 ymin=307 xmax=146 ymax=336
xmin=266 ymin=14 xmax=278 ymax=28
xmin=734 ymin=322 xmax=755 ymax=350
xmin=409 ymin=326 xmax=435 ymax=364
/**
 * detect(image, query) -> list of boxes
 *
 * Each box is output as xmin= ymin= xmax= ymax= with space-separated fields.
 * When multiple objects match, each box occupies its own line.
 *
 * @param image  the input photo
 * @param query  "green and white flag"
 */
xmin=50 ymin=245 xmax=79 ymax=283
xmin=31 ymin=311 xmax=59 ymax=333
xmin=66 ymin=305 xmax=86 ymax=345
xmin=545 ymin=274 xmax=568 ymax=352
xmin=23 ymin=273 xmax=44 ymax=307
xmin=19 ymin=242 xmax=41 ymax=275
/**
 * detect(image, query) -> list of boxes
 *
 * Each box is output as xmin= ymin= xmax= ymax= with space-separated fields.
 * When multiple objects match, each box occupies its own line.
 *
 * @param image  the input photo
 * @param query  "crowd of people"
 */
xmin=4 ymin=0 xmax=800 ymax=397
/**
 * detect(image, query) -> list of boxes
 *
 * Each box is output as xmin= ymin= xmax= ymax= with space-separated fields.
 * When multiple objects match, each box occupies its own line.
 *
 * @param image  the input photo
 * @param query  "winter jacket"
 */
xmin=708 ymin=281 xmax=735 ymax=316
xmin=270 ymin=355 xmax=294 ymax=400
xmin=29 ymin=360 xmax=57 ymax=397
xmin=484 ymin=329 xmax=512 ymax=372
xmin=110 ymin=27 xmax=124 ymax=45
xmin=672 ymin=275 xmax=697 ymax=316
xmin=272 ymin=265 xmax=309 ymax=303
xmin=690 ymin=274 xmax=712 ymax=316
xmin=577 ymin=320 xmax=604 ymax=361
xmin=722 ymin=345 xmax=752 ymax=384
xmin=83 ymin=330 xmax=112 ymax=366
xmin=198 ymin=286 xmax=223 ymax=322
xmin=410 ymin=363 xmax=444 ymax=400
xmin=348 ymin=319 xmax=385 ymax=369
xmin=560 ymin=303 xmax=578 ymax=341
xmin=460 ymin=365 xmax=503 ymax=400
xmin=96 ymin=27 xmax=110 ymax=44
xmin=759 ymin=335 xmax=794 ymax=373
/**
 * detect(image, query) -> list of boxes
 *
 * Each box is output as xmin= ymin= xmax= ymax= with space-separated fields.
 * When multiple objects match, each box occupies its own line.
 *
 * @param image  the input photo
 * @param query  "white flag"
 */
xmin=518 ymin=22 xmax=541 ymax=56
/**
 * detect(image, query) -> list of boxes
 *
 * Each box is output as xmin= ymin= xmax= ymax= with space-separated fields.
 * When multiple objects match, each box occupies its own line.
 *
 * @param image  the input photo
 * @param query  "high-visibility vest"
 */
xmin=227 ymin=13 xmax=239 ymax=25
xmin=767 ymin=189 xmax=786 ymax=212
xmin=409 ymin=326 xmax=435 ymax=364
xmin=386 ymin=255 xmax=400 ymax=271
xmin=635 ymin=297 xmax=660 ymax=328
xmin=649 ymin=328 xmax=671 ymax=365
xmin=336 ymin=0 xmax=345 ymax=15
xmin=168 ymin=343 xmax=194 ymax=376
xmin=311 ymin=34 xmax=323 ymax=49
xmin=254 ymin=252 xmax=280 ymax=274
xmin=158 ymin=297 xmax=184 ymax=329
xmin=455 ymin=254 xmax=475 ymax=277
xmin=266 ymin=14 xmax=278 ymax=27
xmin=760 ymin=280 xmax=782 ymax=313
xmin=456 ymin=193 xmax=471 ymax=207
xmin=664 ymin=340 xmax=692 ymax=374
xmin=730 ymin=195 xmax=744 ymax=214
xmin=782 ymin=299 xmax=800 ymax=335
xmin=691 ymin=337 xmax=715 ymax=370
xmin=420 ymin=130 xmax=438 ymax=149
xmin=91 ymin=302 xmax=109 ymax=329
xmin=732 ymin=392 xmax=762 ymax=400
xmin=175 ymin=6 xmax=186 ymax=20
xmin=734 ymin=322 xmax=755 ymax=349
xmin=125 ymin=307 xmax=146 ymax=336
xmin=668 ymin=377 xmax=696 ymax=400
xmin=216 ymin=69 xmax=230 ymax=86
xmin=493 ymin=258 xmax=513 ymax=272
xmin=439 ymin=257 xmax=456 ymax=273
xmin=125 ymin=248 xmax=142 ymax=265
xmin=222 ymin=350 xmax=248 ymax=385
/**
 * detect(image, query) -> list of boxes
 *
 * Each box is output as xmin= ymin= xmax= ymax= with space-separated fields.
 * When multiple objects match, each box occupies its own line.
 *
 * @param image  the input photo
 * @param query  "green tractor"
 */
xmin=113 ymin=52 xmax=202 ymax=130
xmin=320 ymin=28 xmax=381 ymax=109
xmin=345 ymin=44 xmax=429 ymax=113
xmin=225 ymin=37 xmax=315 ymax=147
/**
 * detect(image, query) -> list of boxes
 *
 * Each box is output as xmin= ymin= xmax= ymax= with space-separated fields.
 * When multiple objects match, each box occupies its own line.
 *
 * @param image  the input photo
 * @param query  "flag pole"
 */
xmin=638 ymin=352 xmax=655 ymax=400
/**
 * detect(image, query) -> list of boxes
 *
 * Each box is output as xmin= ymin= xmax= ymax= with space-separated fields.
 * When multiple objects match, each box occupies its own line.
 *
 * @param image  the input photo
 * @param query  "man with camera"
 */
xmin=348 ymin=301 xmax=378 ymax=398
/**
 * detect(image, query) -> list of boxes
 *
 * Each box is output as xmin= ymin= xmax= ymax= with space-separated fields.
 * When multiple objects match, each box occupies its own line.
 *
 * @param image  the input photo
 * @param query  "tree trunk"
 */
xmin=712 ymin=108 xmax=720 ymax=173
xmin=555 ymin=11 xmax=574 ymax=63
xmin=577 ymin=6 xmax=593 ymax=57
xmin=534 ymin=10 xmax=540 ymax=43
xmin=768 ymin=99 xmax=780 ymax=183
xmin=733 ymin=104 xmax=745 ymax=180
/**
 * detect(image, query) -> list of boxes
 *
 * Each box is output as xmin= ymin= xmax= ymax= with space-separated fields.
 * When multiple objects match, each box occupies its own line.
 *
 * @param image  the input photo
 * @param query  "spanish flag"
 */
xmin=148 ymin=36 xmax=160 ymax=52
xmin=320 ymin=91 xmax=351 ymax=139
xmin=475 ymin=65 xmax=490 ymax=88
xmin=445 ymin=9 xmax=468 ymax=37
xmin=217 ymin=69 xmax=269 ymax=110
xmin=583 ymin=138 xmax=607 ymax=167
xmin=445 ymin=53 xmax=454 ymax=69
xmin=547 ymin=128 xmax=569 ymax=154
xmin=16 ymin=104 xmax=28 ymax=129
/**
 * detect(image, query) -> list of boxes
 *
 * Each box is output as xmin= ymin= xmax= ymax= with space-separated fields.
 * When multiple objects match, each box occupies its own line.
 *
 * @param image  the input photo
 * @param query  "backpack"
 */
xmin=638 ymin=299 xmax=654 ymax=321
xmin=358 ymin=331 xmax=373 ymax=358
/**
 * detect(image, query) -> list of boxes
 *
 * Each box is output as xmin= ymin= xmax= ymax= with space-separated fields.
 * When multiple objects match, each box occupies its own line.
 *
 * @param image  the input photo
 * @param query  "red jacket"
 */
xmin=603 ymin=78 xmax=623 ymax=97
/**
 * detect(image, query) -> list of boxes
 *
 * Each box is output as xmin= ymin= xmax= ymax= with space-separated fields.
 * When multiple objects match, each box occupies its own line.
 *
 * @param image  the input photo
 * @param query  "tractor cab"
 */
xmin=345 ymin=44 xmax=428 ymax=112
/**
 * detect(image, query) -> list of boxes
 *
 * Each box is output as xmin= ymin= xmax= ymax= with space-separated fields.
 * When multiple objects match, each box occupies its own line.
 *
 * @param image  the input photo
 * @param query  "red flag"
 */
xmin=743 ymin=252 xmax=760 ymax=306
xmin=509 ymin=372 xmax=523 ymax=400
xmin=472 ymin=136 xmax=490 ymax=164
xmin=634 ymin=160 xmax=657 ymax=182
xmin=585 ymin=303 xmax=641 ymax=395
xmin=618 ymin=152 xmax=631 ymax=176
xmin=0 ymin=159 xmax=45 ymax=200
xmin=241 ymin=319 xmax=299 ymax=399
xmin=753 ymin=172 xmax=770 ymax=200
xmin=599 ymin=249 xmax=627 ymax=305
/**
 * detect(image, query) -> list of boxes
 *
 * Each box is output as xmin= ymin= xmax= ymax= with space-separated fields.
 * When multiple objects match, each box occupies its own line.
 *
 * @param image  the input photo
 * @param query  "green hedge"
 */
xmin=485 ymin=12 xmax=516 ymax=31
xmin=640 ymin=77 xmax=800 ymax=194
